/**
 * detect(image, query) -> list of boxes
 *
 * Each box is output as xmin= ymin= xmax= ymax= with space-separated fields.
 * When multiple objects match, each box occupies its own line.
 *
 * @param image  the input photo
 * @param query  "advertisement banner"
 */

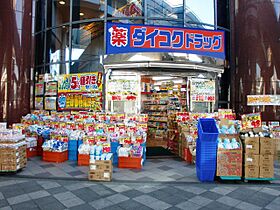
xmin=44 ymin=97 xmax=57 ymax=110
xmin=106 ymin=22 xmax=225 ymax=59
xmin=247 ymin=95 xmax=280 ymax=106
xmin=241 ymin=113 xmax=262 ymax=130
xmin=58 ymin=72 xmax=102 ymax=93
xmin=57 ymin=72 xmax=103 ymax=111
xmin=191 ymin=80 xmax=215 ymax=102
xmin=45 ymin=81 xmax=58 ymax=96
xmin=35 ymin=83 xmax=44 ymax=96
xmin=107 ymin=79 xmax=138 ymax=101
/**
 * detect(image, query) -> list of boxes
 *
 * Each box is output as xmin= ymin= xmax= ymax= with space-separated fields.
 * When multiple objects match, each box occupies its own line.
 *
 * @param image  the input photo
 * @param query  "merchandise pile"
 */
xmin=0 ymin=129 xmax=27 ymax=172
xmin=20 ymin=111 xmax=148 ymax=169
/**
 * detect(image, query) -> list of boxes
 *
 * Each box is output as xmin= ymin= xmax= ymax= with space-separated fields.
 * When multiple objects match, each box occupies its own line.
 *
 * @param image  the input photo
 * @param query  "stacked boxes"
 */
xmin=217 ymin=136 xmax=242 ymax=177
xmin=88 ymin=159 xmax=113 ymax=181
xmin=243 ymin=137 xmax=275 ymax=178
xmin=259 ymin=137 xmax=275 ymax=178
xmin=243 ymin=137 xmax=260 ymax=178
xmin=0 ymin=144 xmax=27 ymax=171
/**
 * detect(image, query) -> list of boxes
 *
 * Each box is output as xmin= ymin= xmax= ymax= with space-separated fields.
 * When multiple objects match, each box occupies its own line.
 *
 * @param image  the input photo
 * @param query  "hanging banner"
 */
xmin=247 ymin=95 xmax=280 ymax=106
xmin=57 ymin=72 xmax=103 ymax=111
xmin=106 ymin=22 xmax=225 ymax=59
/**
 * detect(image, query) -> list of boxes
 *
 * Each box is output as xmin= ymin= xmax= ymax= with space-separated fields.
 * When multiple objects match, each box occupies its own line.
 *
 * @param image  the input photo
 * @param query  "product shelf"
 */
xmin=243 ymin=177 xmax=276 ymax=181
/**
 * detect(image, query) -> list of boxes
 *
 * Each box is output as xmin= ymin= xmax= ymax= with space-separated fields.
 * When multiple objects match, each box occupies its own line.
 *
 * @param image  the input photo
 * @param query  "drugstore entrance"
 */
xmin=104 ymin=66 xmax=221 ymax=158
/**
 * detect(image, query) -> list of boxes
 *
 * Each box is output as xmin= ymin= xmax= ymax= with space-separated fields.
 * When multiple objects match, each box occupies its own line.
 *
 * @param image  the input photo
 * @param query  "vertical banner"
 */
xmin=57 ymin=72 xmax=103 ymax=111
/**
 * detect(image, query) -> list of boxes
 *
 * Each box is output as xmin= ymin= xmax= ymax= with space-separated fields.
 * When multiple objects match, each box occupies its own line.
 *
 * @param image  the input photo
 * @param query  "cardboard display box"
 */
xmin=259 ymin=155 xmax=274 ymax=167
xmin=89 ymin=159 xmax=113 ymax=171
xmin=244 ymin=154 xmax=259 ymax=166
xmin=217 ymin=164 xmax=242 ymax=177
xmin=244 ymin=165 xmax=259 ymax=178
xmin=260 ymin=137 xmax=275 ymax=155
xmin=259 ymin=165 xmax=274 ymax=178
xmin=217 ymin=150 xmax=242 ymax=164
xmin=88 ymin=170 xmax=112 ymax=181
xmin=244 ymin=137 xmax=259 ymax=154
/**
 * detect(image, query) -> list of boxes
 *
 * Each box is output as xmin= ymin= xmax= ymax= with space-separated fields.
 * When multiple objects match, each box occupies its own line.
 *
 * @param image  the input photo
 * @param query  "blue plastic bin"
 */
xmin=196 ymin=118 xmax=219 ymax=182
xmin=68 ymin=140 xmax=78 ymax=150
xmin=68 ymin=150 xmax=78 ymax=161
xmin=198 ymin=118 xmax=219 ymax=142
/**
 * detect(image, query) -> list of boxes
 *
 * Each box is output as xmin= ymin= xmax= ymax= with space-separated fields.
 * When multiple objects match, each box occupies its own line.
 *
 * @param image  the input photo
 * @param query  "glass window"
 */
xmin=35 ymin=33 xmax=45 ymax=66
xmin=146 ymin=19 xmax=183 ymax=27
xmin=185 ymin=0 xmax=214 ymax=29
xmin=45 ymin=26 xmax=70 ymax=64
xmin=107 ymin=0 xmax=143 ymax=18
xmin=147 ymin=0 xmax=183 ymax=20
xmin=35 ymin=0 xmax=45 ymax=32
xmin=71 ymin=22 xmax=104 ymax=62
xmin=70 ymin=60 xmax=103 ymax=73
xmin=47 ymin=0 xmax=70 ymax=27
xmin=45 ymin=62 xmax=70 ymax=76
xmin=72 ymin=0 xmax=105 ymax=22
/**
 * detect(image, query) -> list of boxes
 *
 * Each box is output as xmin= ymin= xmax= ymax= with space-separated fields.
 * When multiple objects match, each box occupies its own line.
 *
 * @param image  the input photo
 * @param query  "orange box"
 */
xmin=42 ymin=151 xmax=68 ymax=163
xmin=118 ymin=157 xmax=142 ymax=169
xmin=78 ymin=154 xmax=90 ymax=166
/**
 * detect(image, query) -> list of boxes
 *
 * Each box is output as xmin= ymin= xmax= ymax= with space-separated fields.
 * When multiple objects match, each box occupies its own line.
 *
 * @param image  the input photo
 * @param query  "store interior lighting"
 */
xmin=152 ymin=76 xmax=174 ymax=81
xmin=80 ymin=12 xmax=85 ymax=16
xmin=59 ymin=1 xmax=66 ymax=5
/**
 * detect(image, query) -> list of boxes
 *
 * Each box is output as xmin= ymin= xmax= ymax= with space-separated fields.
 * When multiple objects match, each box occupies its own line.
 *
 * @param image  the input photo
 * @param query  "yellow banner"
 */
xmin=58 ymin=72 xmax=103 ymax=93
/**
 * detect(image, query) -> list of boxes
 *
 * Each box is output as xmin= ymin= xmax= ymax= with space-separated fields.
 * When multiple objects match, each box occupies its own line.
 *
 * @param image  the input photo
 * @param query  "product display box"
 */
xmin=216 ymin=138 xmax=242 ymax=177
xmin=89 ymin=159 xmax=113 ymax=171
xmin=88 ymin=169 xmax=112 ymax=181
xmin=259 ymin=155 xmax=274 ymax=166
xmin=260 ymin=137 xmax=275 ymax=155
xmin=259 ymin=165 xmax=274 ymax=178
xmin=244 ymin=154 xmax=259 ymax=167
xmin=243 ymin=137 xmax=260 ymax=154
xmin=89 ymin=159 xmax=113 ymax=181
xmin=244 ymin=165 xmax=259 ymax=178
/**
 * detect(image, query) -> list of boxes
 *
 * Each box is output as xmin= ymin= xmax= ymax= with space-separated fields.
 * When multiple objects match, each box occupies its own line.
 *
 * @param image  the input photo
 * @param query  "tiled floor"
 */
xmin=0 ymin=177 xmax=280 ymax=210
xmin=10 ymin=156 xmax=280 ymax=184
xmin=15 ymin=156 xmax=199 ymax=182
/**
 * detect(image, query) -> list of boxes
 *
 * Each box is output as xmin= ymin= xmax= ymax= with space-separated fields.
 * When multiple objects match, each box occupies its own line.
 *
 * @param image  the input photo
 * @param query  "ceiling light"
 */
xmin=59 ymin=1 xmax=65 ymax=5
xmin=80 ymin=12 xmax=85 ymax=16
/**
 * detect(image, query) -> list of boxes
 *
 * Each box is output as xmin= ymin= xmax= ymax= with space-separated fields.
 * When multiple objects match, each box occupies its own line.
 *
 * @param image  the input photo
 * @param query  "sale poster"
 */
xmin=35 ymin=83 xmax=44 ymax=96
xmin=45 ymin=81 xmax=58 ymax=96
xmin=191 ymin=79 xmax=215 ymax=102
xmin=107 ymin=79 xmax=138 ymax=101
xmin=44 ymin=97 xmax=57 ymax=110
xmin=57 ymin=72 xmax=103 ymax=111
xmin=35 ymin=97 xmax=44 ymax=110
xmin=241 ymin=113 xmax=262 ymax=130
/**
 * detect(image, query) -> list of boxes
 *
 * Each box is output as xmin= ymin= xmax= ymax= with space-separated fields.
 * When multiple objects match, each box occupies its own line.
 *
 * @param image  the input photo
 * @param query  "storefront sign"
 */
xmin=247 ymin=95 xmax=280 ymax=106
xmin=241 ymin=113 xmax=262 ymax=130
xmin=106 ymin=23 xmax=225 ymax=59
xmin=57 ymin=73 xmax=103 ymax=111
xmin=191 ymin=80 xmax=215 ymax=102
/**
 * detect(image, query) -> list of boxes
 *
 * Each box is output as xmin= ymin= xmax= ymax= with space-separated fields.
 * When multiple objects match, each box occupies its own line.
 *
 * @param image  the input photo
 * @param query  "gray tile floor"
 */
xmin=0 ymin=177 xmax=280 ymax=210
xmin=13 ymin=156 xmax=280 ymax=184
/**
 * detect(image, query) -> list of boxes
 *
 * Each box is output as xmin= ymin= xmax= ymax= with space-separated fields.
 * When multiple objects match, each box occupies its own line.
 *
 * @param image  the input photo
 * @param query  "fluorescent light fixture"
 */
xmin=189 ymin=54 xmax=203 ymax=63
xmin=152 ymin=76 xmax=174 ymax=81
xmin=128 ymin=54 xmax=151 ymax=62
xmin=198 ymin=74 xmax=205 ymax=78
xmin=59 ymin=1 xmax=65 ymax=5
xmin=80 ymin=12 xmax=85 ymax=16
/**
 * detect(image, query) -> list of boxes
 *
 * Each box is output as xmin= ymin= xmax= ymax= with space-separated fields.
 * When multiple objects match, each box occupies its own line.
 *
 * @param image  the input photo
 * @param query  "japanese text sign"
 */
xmin=247 ymin=95 xmax=280 ymax=106
xmin=106 ymin=23 xmax=225 ymax=59
xmin=58 ymin=72 xmax=102 ymax=93
xmin=241 ymin=113 xmax=262 ymax=130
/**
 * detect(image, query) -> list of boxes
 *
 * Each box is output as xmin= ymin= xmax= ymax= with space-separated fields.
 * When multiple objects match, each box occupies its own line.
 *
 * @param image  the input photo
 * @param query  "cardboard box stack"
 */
xmin=243 ymin=137 xmax=260 ymax=178
xmin=88 ymin=159 xmax=113 ymax=181
xmin=0 ymin=130 xmax=27 ymax=172
xmin=243 ymin=136 xmax=275 ymax=178
xmin=259 ymin=137 xmax=275 ymax=178
xmin=216 ymin=135 xmax=242 ymax=177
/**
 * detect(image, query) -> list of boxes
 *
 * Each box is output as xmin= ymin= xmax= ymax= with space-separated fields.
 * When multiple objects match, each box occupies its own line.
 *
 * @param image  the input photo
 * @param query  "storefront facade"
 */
xmin=33 ymin=0 xmax=230 ymax=111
